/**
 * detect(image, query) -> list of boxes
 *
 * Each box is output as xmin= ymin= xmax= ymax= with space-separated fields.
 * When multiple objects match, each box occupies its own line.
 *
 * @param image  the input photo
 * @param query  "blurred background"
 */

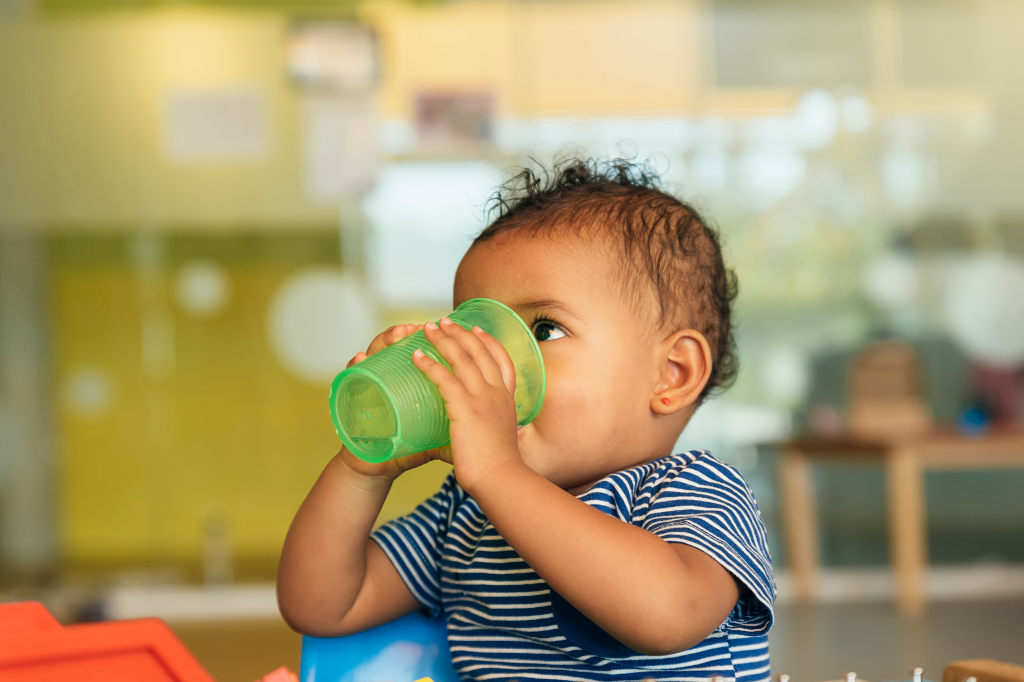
xmin=1 ymin=0 xmax=1023 ymax=679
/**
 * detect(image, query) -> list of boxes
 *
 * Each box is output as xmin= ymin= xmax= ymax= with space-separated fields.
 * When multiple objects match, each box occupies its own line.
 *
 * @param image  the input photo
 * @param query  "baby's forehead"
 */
xmin=459 ymin=229 xmax=615 ymax=294
xmin=457 ymin=230 xmax=662 ymax=332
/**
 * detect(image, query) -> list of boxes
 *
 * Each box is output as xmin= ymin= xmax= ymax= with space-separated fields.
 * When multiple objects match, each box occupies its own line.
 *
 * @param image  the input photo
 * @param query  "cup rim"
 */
xmin=329 ymin=367 xmax=402 ymax=463
xmin=453 ymin=297 xmax=546 ymax=427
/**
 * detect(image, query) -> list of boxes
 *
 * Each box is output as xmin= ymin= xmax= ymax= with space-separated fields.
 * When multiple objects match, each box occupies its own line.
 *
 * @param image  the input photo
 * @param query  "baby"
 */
xmin=277 ymin=158 xmax=775 ymax=681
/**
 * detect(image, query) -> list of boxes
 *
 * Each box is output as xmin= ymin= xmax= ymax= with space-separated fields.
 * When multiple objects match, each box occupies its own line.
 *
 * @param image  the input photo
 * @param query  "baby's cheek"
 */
xmin=539 ymin=359 xmax=628 ymax=447
xmin=557 ymin=374 xmax=618 ymax=438
xmin=546 ymin=374 xmax=603 ymax=424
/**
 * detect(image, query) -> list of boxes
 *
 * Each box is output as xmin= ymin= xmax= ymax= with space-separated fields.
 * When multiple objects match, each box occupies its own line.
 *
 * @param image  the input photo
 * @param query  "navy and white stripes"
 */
xmin=371 ymin=451 xmax=775 ymax=682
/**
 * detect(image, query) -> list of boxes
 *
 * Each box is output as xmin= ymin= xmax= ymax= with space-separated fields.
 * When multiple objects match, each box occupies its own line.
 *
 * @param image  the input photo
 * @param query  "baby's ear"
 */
xmin=651 ymin=330 xmax=712 ymax=415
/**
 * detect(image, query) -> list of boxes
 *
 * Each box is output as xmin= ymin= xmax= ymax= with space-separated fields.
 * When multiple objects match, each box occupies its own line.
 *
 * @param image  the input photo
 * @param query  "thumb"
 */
xmin=423 ymin=443 xmax=453 ymax=466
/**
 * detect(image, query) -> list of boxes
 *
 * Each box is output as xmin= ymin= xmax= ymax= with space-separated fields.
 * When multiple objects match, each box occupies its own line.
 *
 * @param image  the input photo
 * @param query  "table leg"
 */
xmin=779 ymin=448 xmax=820 ymax=603
xmin=886 ymin=448 xmax=927 ymax=617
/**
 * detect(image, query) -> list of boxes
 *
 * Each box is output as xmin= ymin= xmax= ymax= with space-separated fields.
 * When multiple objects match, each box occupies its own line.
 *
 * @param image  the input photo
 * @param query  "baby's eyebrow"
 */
xmin=513 ymin=299 xmax=582 ymax=321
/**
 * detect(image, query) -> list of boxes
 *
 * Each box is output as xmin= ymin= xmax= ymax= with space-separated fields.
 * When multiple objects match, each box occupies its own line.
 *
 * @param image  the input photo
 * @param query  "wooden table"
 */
xmin=777 ymin=427 xmax=1024 ymax=617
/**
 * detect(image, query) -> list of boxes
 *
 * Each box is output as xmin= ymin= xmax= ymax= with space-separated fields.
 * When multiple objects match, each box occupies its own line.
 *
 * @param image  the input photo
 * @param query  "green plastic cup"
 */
xmin=329 ymin=298 xmax=546 ymax=463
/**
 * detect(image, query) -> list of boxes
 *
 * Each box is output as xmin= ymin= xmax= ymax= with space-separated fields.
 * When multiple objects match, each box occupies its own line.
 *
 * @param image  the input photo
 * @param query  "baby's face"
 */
xmin=453 ymin=231 xmax=677 ymax=494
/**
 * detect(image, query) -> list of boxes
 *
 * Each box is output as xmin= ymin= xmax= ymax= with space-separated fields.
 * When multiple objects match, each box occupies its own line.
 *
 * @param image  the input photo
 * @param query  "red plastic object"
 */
xmin=0 ymin=601 xmax=62 ymax=638
xmin=257 ymin=667 xmax=298 ymax=682
xmin=0 ymin=601 xmax=215 ymax=682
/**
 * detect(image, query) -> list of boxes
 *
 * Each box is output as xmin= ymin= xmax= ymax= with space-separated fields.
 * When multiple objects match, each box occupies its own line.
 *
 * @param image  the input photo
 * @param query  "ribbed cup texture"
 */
xmin=336 ymin=331 xmax=451 ymax=463
xmin=330 ymin=298 xmax=545 ymax=463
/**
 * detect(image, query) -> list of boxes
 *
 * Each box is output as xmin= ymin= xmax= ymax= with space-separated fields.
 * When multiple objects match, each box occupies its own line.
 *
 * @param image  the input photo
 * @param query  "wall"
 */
xmin=0 ymin=7 xmax=338 ymax=229
xmin=366 ymin=0 xmax=702 ymax=119
xmin=5 ymin=0 xmax=1024 ymax=572
xmin=49 ymin=231 xmax=452 ymax=569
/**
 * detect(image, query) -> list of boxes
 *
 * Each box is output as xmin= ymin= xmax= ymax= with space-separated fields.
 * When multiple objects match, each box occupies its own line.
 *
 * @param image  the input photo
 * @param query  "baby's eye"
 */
xmin=532 ymin=319 xmax=566 ymax=342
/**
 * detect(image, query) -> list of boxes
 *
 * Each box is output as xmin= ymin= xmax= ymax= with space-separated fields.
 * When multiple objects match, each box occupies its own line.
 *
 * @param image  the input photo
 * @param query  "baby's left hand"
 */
xmin=412 ymin=316 xmax=522 ymax=493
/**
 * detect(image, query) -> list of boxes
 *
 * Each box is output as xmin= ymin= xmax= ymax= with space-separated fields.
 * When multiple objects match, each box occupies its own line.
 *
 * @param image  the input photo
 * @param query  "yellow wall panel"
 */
xmin=367 ymin=0 xmax=702 ymax=118
xmin=0 ymin=9 xmax=336 ymax=227
xmin=51 ymin=232 xmax=452 ymax=568
xmin=515 ymin=0 xmax=700 ymax=114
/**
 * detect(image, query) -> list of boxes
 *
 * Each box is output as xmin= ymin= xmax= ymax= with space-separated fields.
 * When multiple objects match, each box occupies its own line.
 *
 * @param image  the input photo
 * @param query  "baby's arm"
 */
xmin=470 ymin=465 xmax=740 ymax=655
xmin=277 ymin=324 xmax=434 ymax=637
xmin=277 ymin=451 xmax=418 ymax=636
xmin=411 ymin=317 xmax=741 ymax=656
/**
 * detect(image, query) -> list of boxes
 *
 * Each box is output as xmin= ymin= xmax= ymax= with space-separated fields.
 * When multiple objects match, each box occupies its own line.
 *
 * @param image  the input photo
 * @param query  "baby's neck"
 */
xmin=562 ymin=450 xmax=676 ymax=497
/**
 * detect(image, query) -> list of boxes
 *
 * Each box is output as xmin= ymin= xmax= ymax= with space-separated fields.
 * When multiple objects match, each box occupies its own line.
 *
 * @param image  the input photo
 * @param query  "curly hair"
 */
xmin=472 ymin=156 xmax=739 ymax=403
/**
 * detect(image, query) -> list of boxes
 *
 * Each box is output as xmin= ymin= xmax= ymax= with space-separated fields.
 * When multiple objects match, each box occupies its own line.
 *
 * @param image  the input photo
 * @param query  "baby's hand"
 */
xmin=412 ymin=316 xmax=521 ymax=494
xmin=339 ymin=323 xmax=440 ymax=481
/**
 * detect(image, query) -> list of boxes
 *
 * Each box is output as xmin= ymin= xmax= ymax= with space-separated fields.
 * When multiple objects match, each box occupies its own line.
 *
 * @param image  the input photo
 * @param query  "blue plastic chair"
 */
xmin=299 ymin=611 xmax=459 ymax=682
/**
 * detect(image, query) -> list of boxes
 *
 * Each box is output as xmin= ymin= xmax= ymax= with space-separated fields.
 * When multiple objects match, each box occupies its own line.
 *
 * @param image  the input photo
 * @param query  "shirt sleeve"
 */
xmin=640 ymin=452 xmax=776 ymax=635
xmin=369 ymin=471 xmax=459 ymax=617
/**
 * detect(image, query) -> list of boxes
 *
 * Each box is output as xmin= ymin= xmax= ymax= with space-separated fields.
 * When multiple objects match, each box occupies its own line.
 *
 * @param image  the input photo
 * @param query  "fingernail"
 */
xmin=413 ymin=349 xmax=424 ymax=358
xmin=472 ymin=326 xmax=482 ymax=333
xmin=426 ymin=321 xmax=438 ymax=329
xmin=442 ymin=316 xmax=452 ymax=325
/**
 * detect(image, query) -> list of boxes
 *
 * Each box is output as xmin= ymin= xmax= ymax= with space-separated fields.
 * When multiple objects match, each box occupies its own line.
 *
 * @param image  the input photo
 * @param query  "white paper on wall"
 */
xmin=164 ymin=89 xmax=269 ymax=163
xmin=302 ymin=94 xmax=378 ymax=202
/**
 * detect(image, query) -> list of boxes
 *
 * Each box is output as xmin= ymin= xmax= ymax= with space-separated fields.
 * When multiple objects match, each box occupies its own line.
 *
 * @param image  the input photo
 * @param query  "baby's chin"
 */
xmin=515 ymin=426 xmax=558 ymax=480
xmin=516 ymin=430 xmax=607 ymax=494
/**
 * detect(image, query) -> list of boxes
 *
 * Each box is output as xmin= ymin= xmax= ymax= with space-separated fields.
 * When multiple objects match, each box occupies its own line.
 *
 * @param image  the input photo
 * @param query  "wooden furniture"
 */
xmin=777 ymin=427 xmax=1024 ymax=617
xmin=944 ymin=660 xmax=1024 ymax=682
xmin=847 ymin=340 xmax=932 ymax=441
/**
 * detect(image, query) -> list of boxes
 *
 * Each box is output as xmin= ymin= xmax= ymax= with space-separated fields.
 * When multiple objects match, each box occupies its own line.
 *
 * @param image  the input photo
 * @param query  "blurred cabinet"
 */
xmin=50 ymin=231 xmax=450 ymax=571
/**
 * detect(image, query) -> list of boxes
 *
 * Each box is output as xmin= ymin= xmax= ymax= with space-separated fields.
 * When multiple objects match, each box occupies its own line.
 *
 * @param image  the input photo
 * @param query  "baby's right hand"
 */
xmin=337 ymin=323 xmax=438 ymax=481
xmin=345 ymin=323 xmax=425 ymax=370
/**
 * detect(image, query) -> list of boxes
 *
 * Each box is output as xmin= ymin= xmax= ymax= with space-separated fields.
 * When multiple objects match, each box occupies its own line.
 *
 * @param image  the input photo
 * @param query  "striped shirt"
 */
xmin=371 ymin=450 xmax=776 ymax=682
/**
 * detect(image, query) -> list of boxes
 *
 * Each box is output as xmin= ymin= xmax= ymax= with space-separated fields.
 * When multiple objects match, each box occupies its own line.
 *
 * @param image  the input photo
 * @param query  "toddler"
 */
xmin=277 ymin=158 xmax=775 ymax=681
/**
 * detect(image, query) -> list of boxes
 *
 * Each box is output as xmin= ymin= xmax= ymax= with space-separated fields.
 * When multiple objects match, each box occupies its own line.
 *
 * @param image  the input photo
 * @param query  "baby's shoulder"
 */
xmin=634 ymin=449 xmax=747 ymax=490
xmin=586 ymin=450 xmax=756 ymax=514
xmin=659 ymin=450 xmax=757 ymax=499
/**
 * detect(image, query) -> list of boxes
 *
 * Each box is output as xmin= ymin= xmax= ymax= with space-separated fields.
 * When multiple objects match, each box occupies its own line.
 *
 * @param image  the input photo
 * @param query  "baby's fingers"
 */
xmin=345 ymin=351 xmax=368 ymax=369
xmin=412 ymin=348 xmax=466 ymax=403
xmin=366 ymin=323 xmax=420 ymax=357
xmin=471 ymin=327 xmax=517 ymax=396
xmin=351 ymin=323 xmax=428 ymax=367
